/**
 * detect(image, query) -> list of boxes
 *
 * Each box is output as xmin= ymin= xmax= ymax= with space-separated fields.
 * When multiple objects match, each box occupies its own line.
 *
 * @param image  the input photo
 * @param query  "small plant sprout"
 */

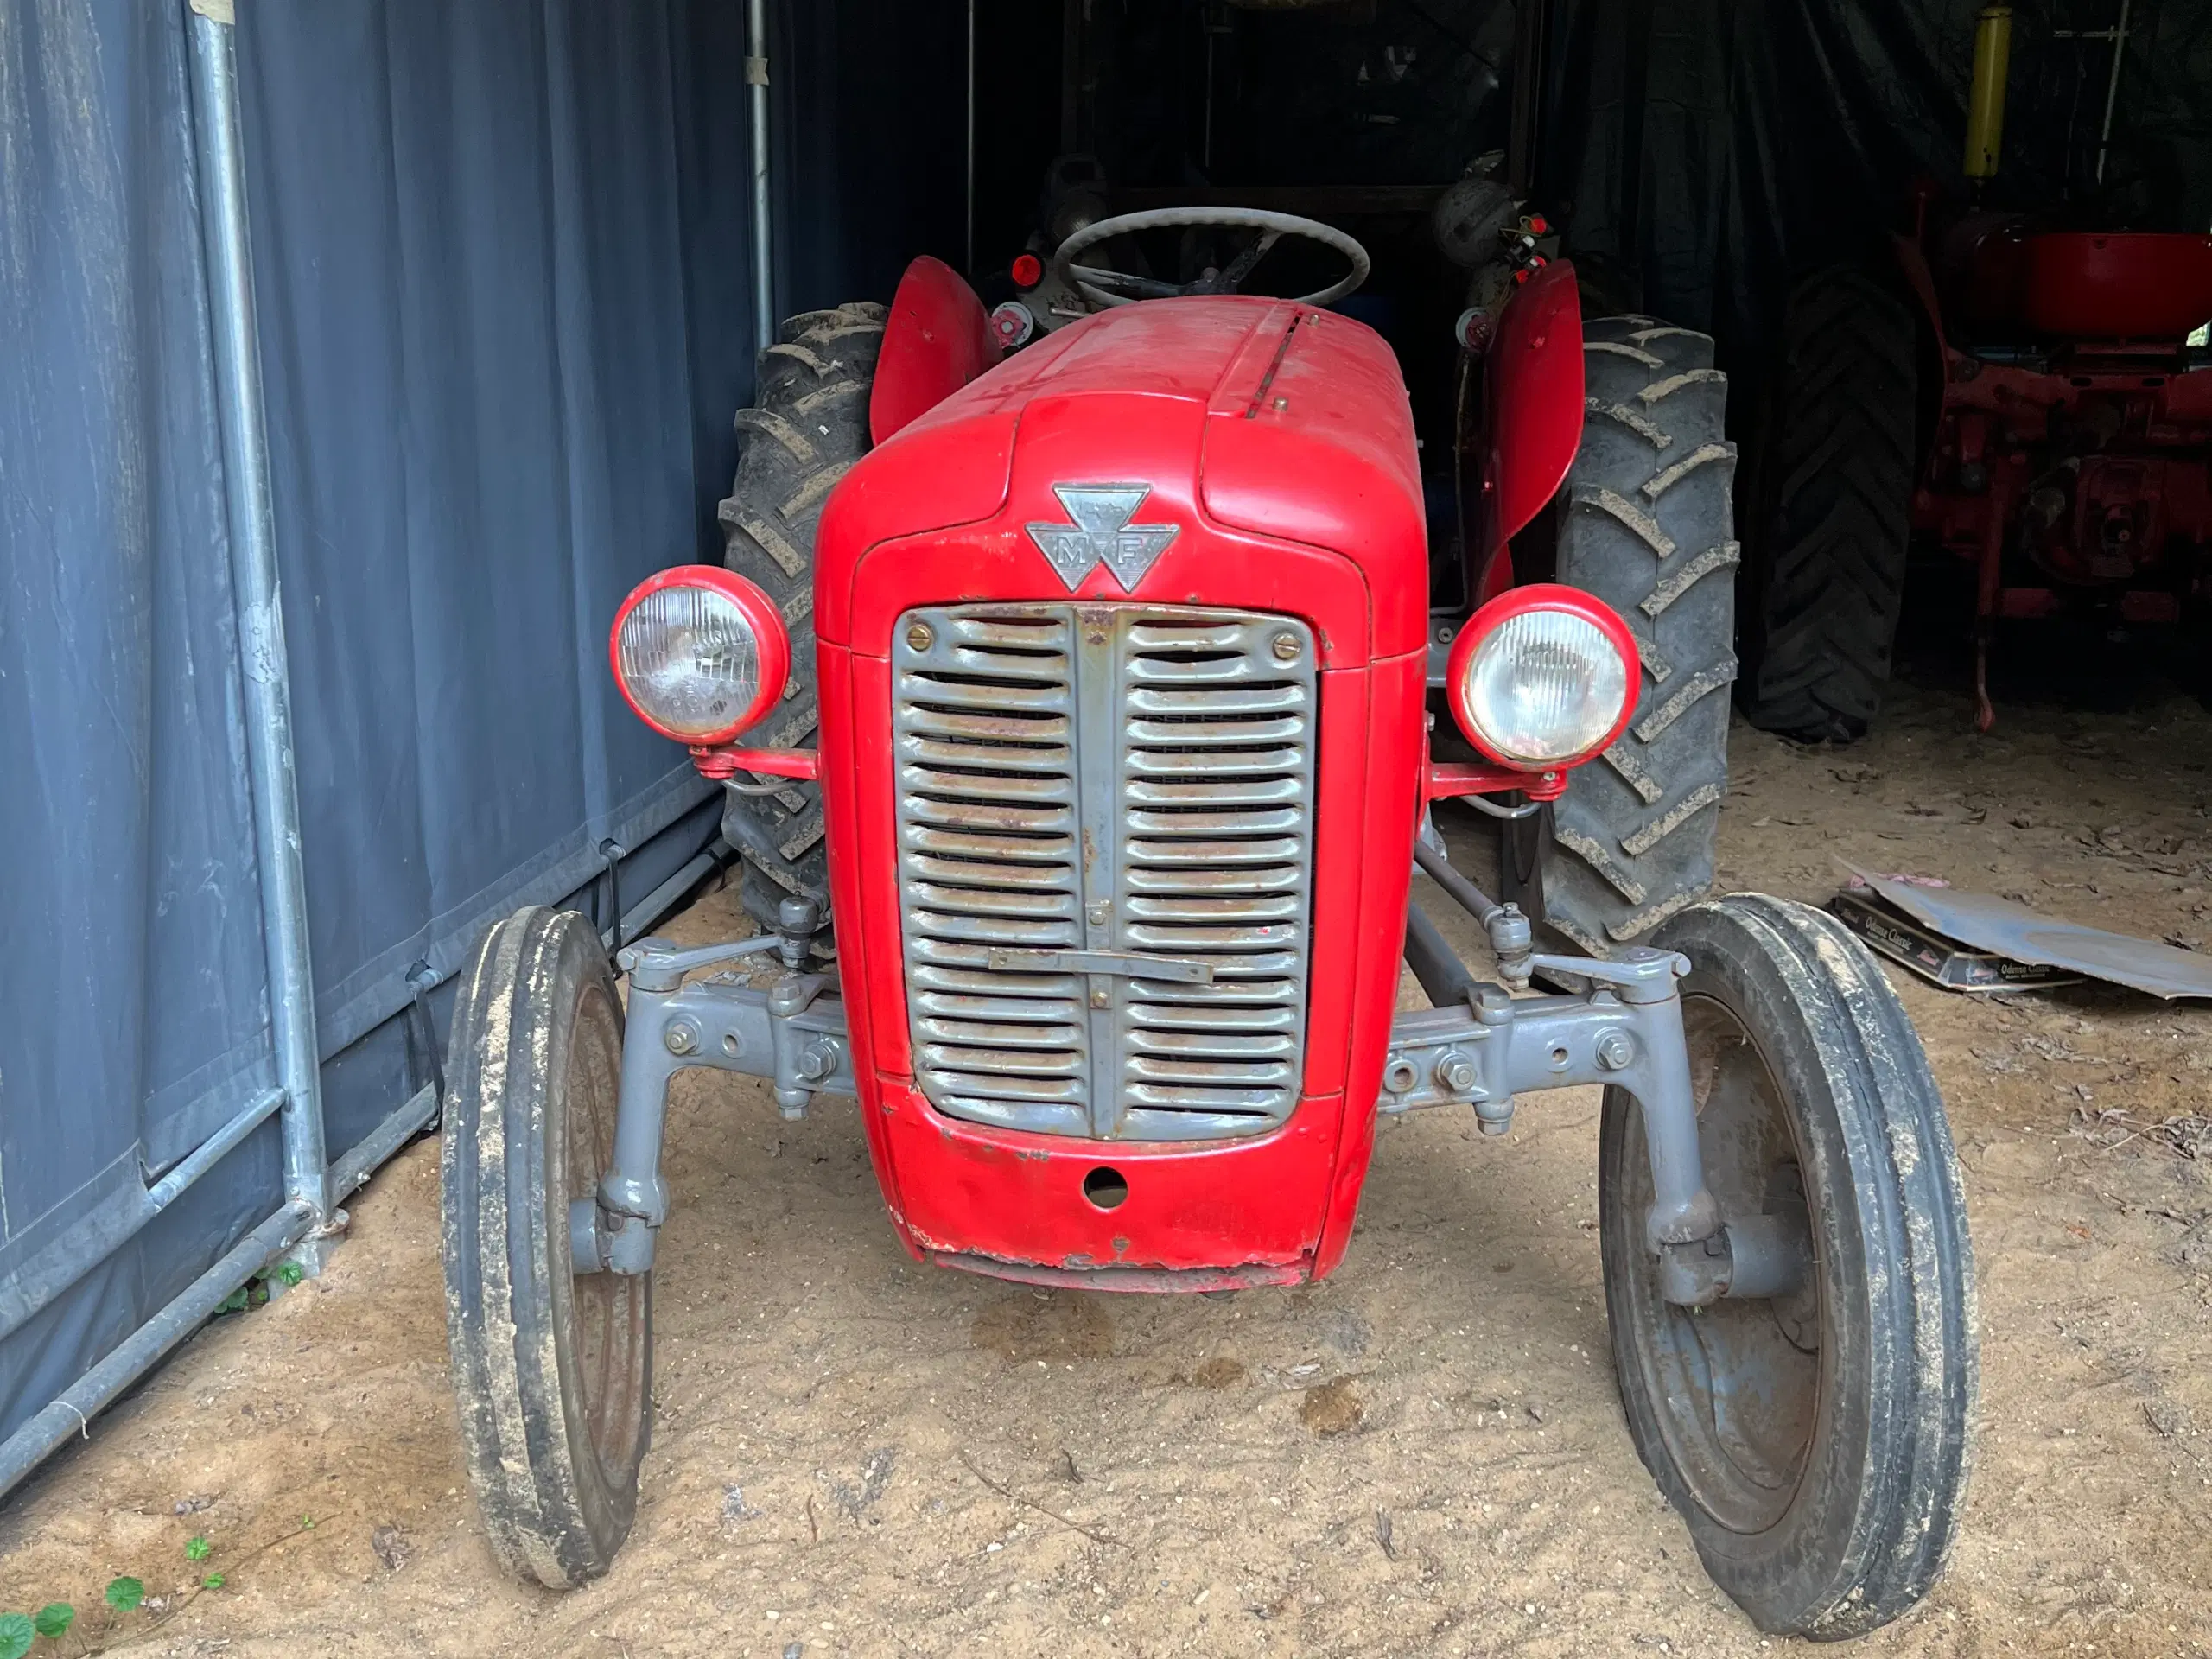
xmin=200 ymin=1573 xmax=225 ymax=1591
xmin=184 ymin=1535 xmax=211 ymax=1561
xmin=31 ymin=1605 xmax=73 ymax=1640
xmin=0 ymin=1613 xmax=30 ymax=1659
xmin=105 ymin=1577 xmax=145 ymax=1612
xmin=215 ymin=1259 xmax=308 ymax=1315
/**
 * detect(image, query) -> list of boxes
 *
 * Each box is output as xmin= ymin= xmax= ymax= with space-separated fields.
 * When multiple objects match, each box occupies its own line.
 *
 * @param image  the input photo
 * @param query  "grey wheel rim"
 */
xmin=1614 ymin=994 xmax=1824 ymax=1534
xmin=563 ymin=979 xmax=648 ymax=1477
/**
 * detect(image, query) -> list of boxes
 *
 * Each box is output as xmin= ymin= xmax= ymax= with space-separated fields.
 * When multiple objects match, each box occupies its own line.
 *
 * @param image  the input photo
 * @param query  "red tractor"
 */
xmin=1741 ymin=6 xmax=2212 ymax=741
xmin=436 ymin=226 xmax=1977 ymax=1637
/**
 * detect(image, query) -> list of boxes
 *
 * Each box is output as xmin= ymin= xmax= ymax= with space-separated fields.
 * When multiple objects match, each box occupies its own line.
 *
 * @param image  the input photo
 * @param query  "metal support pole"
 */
xmin=2094 ymin=0 xmax=2131 ymax=185
xmin=747 ymin=0 xmax=776 ymax=353
xmin=1504 ymin=0 xmax=1548 ymax=198
xmin=2051 ymin=1 xmax=2131 ymax=185
xmin=186 ymin=3 xmax=332 ymax=1273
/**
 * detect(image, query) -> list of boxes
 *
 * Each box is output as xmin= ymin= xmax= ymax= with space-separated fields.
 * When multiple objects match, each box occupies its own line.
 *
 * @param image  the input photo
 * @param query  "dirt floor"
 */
xmin=6 ymin=669 xmax=2212 ymax=1658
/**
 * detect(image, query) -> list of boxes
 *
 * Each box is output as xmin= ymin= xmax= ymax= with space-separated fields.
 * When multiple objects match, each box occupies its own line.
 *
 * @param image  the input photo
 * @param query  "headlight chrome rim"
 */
xmin=1445 ymin=583 xmax=1639 ymax=771
xmin=607 ymin=564 xmax=791 ymax=746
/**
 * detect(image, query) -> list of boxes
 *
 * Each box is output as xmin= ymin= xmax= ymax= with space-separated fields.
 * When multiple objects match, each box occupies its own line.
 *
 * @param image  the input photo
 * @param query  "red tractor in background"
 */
xmin=1741 ymin=3 xmax=2212 ymax=741
xmin=434 ymin=3 xmax=1975 ymax=1639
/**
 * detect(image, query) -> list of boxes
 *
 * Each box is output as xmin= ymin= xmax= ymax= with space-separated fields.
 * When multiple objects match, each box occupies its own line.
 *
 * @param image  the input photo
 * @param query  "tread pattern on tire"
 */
xmin=442 ymin=907 xmax=645 ymax=1589
xmin=1739 ymin=269 xmax=1916 ymax=743
xmin=718 ymin=302 xmax=886 ymax=927
xmin=1609 ymin=894 xmax=1977 ymax=1637
xmin=1548 ymin=318 xmax=1737 ymax=954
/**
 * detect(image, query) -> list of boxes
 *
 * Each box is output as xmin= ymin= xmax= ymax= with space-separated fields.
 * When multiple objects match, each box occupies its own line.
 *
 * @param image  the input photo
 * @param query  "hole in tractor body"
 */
xmin=1082 ymin=1166 xmax=1130 ymax=1210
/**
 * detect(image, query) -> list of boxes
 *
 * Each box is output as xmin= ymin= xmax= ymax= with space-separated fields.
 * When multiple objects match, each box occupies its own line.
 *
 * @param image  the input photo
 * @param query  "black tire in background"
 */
xmin=1599 ymin=894 xmax=1977 ymax=1638
xmin=442 ymin=906 xmax=650 ymax=1588
xmin=718 ymin=302 xmax=887 ymax=929
xmin=1544 ymin=317 xmax=1738 ymax=955
xmin=1738 ymin=269 xmax=1918 ymax=743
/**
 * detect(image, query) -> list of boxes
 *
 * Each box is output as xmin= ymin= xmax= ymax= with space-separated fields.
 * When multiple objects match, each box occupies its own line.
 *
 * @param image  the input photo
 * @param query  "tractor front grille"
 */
xmin=892 ymin=602 xmax=1318 ymax=1141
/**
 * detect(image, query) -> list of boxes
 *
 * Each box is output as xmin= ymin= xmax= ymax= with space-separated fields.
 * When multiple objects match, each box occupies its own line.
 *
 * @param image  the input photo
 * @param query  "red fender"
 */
xmin=868 ymin=256 xmax=1002 ymax=445
xmin=1475 ymin=258 xmax=1585 ymax=601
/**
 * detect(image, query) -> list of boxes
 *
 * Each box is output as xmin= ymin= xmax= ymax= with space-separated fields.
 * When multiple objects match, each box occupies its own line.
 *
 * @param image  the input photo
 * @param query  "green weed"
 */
xmin=213 ymin=1259 xmax=306 ymax=1316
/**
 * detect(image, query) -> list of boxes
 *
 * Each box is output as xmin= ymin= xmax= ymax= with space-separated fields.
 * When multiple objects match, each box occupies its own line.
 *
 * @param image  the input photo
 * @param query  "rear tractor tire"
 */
xmin=718 ymin=302 xmax=886 ymax=930
xmin=1545 ymin=316 xmax=1738 ymax=955
xmin=1738 ymin=269 xmax=1918 ymax=743
xmin=442 ymin=907 xmax=650 ymax=1588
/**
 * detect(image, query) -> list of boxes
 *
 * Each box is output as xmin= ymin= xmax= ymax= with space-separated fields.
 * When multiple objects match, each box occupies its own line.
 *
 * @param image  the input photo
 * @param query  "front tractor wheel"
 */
xmin=442 ymin=906 xmax=651 ymax=1588
xmin=1599 ymin=894 xmax=1977 ymax=1638
xmin=717 ymin=302 xmax=887 ymax=931
xmin=1543 ymin=317 xmax=1737 ymax=955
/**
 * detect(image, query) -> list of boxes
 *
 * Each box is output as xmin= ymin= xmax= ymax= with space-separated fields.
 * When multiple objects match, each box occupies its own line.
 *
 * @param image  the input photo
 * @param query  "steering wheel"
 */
xmin=1050 ymin=206 xmax=1371 ymax=311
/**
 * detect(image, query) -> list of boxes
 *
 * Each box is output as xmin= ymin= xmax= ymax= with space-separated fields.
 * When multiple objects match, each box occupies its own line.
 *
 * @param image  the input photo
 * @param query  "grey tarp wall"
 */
xmin=0 ymin=0 xmax=963 ymax=1480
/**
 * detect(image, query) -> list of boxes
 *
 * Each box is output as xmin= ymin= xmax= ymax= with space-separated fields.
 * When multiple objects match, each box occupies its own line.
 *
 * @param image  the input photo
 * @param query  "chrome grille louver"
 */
xmin=893 ymin=604 xmax=1317 ymax=1141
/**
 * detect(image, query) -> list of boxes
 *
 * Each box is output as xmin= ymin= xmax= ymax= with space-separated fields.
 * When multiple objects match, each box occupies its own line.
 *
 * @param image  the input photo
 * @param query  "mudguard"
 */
xmin=868 ymin=256 xmax=1002 ymax=445
xmin=1476 ymin=258 xmax=1585 ymax=600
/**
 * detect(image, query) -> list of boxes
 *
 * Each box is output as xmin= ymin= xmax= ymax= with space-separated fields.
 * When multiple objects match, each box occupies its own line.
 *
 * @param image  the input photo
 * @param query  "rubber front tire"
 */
xmin=442 ymin=906 xmax=651 ymax=1588
xmin=718 ymin=302 xmax=886 ymax=929
xmin=1547 ymin=317 xmax=1737 ymax=954
xmin=1738 ymin=269 xmax=1918 ymax=743
xmin=1599 ymin=894 xmax=1977 ymax=1638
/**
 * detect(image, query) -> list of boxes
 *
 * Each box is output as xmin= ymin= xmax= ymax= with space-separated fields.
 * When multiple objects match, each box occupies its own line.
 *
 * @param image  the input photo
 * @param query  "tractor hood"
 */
xmin=815 ymin=296 xmax=1428 ymax=665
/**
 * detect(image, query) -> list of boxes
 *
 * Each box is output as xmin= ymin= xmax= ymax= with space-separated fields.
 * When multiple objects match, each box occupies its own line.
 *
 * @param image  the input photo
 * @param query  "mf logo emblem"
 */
xmin=1024 ymin=484 xmax=1179 ymax=592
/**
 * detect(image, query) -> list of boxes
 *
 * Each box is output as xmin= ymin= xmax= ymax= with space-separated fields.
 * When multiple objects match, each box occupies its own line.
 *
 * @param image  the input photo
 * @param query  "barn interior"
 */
xmin=3 ymin=0 xmax=2212 ymax=1649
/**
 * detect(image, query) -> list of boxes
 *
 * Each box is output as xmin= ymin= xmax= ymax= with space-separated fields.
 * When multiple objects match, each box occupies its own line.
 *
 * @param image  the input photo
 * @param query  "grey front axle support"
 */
xmin=1389 ymin=836 xmax=1808 ymax=1307
xmin=569 ymin=899 xmax=857 ymax=1279
xmin=578 ymin=874 xmax=1806 ymax=1308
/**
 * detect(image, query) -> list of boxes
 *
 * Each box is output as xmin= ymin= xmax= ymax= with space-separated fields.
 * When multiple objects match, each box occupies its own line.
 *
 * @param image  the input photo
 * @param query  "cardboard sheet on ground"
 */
xmin=1836 ymin=861 xmax=2212 ymax=1001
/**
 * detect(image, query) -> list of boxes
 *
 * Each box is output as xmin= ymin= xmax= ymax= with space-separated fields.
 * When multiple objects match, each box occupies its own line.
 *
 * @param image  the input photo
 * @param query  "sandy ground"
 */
xmin=5 ymin=669 xmax=2212 ymax=1659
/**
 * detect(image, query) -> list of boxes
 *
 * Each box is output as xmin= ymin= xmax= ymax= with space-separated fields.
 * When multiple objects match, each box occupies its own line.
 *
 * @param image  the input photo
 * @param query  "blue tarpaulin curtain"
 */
xmin=0 ymin=0 xmax=744 ymax=1458
xmin=235 ymin=0 xmax=735 ymax=1093
xmin=0 ymin=0 xmax=966 ymax=1468
xmin=0 ymin=0 xmax=280 ymax=1442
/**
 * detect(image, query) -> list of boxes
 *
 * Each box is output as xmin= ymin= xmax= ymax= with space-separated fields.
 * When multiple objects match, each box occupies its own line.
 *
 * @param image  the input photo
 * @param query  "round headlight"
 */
xmin=608 ymin=566 xmax=789 ymax=745
xmin=1447 ymin=585 xmax=1637 ymax=768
